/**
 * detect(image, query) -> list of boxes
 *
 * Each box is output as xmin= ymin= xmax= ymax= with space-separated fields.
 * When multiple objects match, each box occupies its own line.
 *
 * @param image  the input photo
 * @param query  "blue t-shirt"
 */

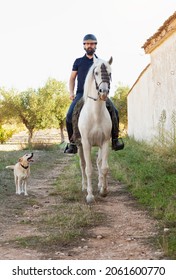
xmin=72 ymin=54 xmax=94 ymax=94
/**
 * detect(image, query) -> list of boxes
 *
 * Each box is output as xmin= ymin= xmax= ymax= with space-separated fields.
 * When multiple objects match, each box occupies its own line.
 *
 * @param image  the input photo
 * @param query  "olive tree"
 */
xmin=0 ymin=79 xmax=70 ymax=144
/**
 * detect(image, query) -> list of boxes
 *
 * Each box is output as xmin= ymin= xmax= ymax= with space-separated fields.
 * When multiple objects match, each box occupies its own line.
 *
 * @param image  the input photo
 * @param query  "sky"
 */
xmin=0 ymin=0 xmax=175 ymax=95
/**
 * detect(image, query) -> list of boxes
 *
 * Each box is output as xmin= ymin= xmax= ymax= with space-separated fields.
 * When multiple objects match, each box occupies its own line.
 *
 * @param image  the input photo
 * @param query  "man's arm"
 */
xmin=69 ymin=71 xmax=77 ymax=100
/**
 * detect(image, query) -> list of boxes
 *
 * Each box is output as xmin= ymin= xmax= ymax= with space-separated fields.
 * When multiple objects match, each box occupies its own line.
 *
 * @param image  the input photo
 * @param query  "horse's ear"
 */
xmin=93 ymin=55 xmax=98 ymax=63
xmin=108 ymin=56 xmax=113 ymax=65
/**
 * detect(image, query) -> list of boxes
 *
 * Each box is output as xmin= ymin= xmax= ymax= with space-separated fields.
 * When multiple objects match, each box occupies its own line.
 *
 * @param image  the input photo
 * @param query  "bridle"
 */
xmin=88 ymin=63 xmax=111 ymax=101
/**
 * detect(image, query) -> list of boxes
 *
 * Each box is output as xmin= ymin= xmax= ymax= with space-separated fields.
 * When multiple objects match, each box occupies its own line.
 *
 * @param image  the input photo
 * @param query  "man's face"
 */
xmin=84 ymin=41 xmax=97 ymax=55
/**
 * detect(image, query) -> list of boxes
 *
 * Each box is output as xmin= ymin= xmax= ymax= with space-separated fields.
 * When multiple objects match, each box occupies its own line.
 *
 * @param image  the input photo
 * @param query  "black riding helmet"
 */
xmin=83 ymin=34 xmax=97 ymax=44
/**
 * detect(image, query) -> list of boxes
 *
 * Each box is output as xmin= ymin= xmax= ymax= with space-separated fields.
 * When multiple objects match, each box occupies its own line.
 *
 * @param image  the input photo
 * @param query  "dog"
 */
xmin=6 ymin=153 xmax=33 ymax=196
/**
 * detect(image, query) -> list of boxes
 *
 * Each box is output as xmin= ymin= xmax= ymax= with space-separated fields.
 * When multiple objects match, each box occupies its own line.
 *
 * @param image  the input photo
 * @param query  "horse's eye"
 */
xmin=95 ymin=72 xmax=98 ymax=76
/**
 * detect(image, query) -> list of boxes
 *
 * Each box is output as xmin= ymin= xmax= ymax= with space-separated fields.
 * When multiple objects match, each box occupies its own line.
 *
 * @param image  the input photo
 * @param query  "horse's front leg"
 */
xmin=78 ymin=145 xmax=87 ymax=191
xmin=98 ymin=141 xmax=109 ymax=197
xmin=97 ymin=148 xmax=103 ymax=191
xmin=82 ymin=141 xmax=94 ymax=203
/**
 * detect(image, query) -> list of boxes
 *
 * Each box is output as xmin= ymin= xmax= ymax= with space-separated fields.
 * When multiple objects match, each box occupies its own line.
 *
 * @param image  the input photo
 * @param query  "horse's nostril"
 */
xmin=99 ymin=88 xmax=110 ymax=94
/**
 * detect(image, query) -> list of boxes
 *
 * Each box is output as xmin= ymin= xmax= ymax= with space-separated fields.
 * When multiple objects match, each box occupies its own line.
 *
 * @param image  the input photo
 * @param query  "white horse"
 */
xmin=78 ymin=56 xmax=113 ymax=203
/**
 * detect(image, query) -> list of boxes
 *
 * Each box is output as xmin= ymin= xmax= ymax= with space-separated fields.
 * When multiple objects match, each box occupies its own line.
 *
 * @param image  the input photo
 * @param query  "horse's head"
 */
xmin=93 ymin=57 xmax=113 ymax=101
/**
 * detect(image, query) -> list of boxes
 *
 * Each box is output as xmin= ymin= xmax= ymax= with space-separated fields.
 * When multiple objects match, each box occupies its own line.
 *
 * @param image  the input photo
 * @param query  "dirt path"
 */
xmin=0 ymin=149 xmax=163 ymax=260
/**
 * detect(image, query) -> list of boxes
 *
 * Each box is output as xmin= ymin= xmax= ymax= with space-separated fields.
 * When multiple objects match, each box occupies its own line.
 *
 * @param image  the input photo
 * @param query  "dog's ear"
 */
xmin=18 ymin=157 xmax=23 ymax=162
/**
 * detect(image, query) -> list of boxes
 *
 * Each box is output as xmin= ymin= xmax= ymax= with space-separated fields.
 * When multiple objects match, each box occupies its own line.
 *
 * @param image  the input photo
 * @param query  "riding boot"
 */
xmin=106 ymin=99 xmax=124 ymax=151
xmin=66 ymin=120 xmax=73 ymax=142
xmin=64 ymin=142 xmax=77 ymax=154
xmin=64 ymin=121 xmax=78 ymax=154
xmin=111 ymin=132 xmax=124 ymax=151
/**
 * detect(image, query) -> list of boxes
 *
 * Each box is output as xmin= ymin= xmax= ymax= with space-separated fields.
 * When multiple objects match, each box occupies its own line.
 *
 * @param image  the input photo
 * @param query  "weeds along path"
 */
xmin=0 ymin=148 xmax=163 ymax=260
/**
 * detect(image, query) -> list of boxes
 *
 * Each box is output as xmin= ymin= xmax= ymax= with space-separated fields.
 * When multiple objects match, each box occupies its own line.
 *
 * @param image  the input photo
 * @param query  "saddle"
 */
xmin=72 ymin=97 xmax=119 ymax=145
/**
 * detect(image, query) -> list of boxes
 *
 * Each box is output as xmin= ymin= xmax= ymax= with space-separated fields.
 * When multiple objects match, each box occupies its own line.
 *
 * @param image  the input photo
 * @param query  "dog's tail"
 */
xmin=6 ymin=165 xmax=15 ymax=170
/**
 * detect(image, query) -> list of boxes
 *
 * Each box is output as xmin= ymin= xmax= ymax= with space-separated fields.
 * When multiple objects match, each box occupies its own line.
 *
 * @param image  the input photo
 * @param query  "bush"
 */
xmin=0 ymin=126 xmax=14 ymax=143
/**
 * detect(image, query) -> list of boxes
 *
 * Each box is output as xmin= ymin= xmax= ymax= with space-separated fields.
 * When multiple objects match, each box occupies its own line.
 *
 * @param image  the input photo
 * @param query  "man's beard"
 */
xmin=85 ymin=47 xmax=96 ymax=55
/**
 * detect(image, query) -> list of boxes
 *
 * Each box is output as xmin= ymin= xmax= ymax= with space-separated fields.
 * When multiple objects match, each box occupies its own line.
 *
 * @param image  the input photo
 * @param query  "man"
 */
xmin=64 ymin=34 xmax=124 ymax=154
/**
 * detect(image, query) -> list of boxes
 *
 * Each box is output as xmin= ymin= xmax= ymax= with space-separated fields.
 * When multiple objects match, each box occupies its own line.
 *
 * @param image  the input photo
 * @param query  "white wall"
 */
xmin=128 ymin=32 xmax=176 ymax=143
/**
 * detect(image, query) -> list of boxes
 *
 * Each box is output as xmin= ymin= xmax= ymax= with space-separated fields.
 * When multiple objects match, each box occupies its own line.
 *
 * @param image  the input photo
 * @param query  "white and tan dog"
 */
xmin=6 ymin=153 xmax=33 ymax=196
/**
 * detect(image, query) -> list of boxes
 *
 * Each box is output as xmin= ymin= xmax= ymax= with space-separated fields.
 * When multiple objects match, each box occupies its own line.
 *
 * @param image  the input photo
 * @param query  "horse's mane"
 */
xmin=83 ymin=58 xmax=105 ymax=100
xmin=83 ymin=62 xmax=96 ymax=100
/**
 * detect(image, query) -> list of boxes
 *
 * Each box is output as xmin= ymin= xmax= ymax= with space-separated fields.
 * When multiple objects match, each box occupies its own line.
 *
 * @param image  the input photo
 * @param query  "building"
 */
xmin=127 ymin=11 xmax=176 ymax=144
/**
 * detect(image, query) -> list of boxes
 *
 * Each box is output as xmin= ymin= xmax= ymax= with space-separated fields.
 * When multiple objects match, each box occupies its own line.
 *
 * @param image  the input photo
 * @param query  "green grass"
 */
xmin=15 ymin=202 xmax=104 ymax=251
xmin=1 ymin=140 xmax=176 ymax=258
xmin=0 ymin=145 xmax=105 ymax=254
xmin=54 ymin=157 xmax=83 ymax=202
xmin=109 ymin=137 xmax=176 ymax=259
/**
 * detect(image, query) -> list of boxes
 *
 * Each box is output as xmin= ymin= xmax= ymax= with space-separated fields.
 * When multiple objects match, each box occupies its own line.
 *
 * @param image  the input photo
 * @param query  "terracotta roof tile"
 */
xmin=142 ymin=11 xmax=176 ymax=53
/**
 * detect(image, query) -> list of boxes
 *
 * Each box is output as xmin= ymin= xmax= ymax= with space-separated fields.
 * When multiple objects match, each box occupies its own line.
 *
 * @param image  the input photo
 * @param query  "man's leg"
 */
xmin=106 ymin=98 xmax=124 ymax=151
xmin=66 ymin=121 xmax=73 ymax=142
xmin=72 ymin=98 xmax=84 ymax=144
xmin=64 ymin=93 xmax=83 ymax=154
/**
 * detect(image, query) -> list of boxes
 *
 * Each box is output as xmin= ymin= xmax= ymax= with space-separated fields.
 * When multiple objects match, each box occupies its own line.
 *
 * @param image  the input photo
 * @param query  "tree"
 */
xmin=0 ymin=79 xmax=70 ymax=144
xmin=0 ymin=88 xmax=42 ymax=144
xmin=39 ymin=78 xmax=70 ymax=142
xmin=111 ymin=83 xmax=129 ymax=130
xmin=0 ymin=125 xmax=14 ymax=144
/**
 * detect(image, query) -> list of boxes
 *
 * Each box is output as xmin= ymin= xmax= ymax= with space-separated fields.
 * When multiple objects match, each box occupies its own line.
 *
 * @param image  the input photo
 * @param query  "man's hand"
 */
xmin=69 ymin=93 xmax=75 ymax=100
xmin=69 ymin=71 xmax=77 ymax=100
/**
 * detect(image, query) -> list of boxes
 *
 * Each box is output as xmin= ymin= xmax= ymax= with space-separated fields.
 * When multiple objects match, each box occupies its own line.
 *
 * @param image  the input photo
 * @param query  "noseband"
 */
xmin=94 ymin=63 xmax=111 ymax=90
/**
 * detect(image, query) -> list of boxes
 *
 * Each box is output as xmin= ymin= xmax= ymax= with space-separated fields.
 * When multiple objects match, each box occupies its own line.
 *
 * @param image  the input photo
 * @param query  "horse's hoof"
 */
xmin=99 ymin=189 xmax=108 ymax=197
xmin=86 ymin=194 xmax=95 ymax=204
